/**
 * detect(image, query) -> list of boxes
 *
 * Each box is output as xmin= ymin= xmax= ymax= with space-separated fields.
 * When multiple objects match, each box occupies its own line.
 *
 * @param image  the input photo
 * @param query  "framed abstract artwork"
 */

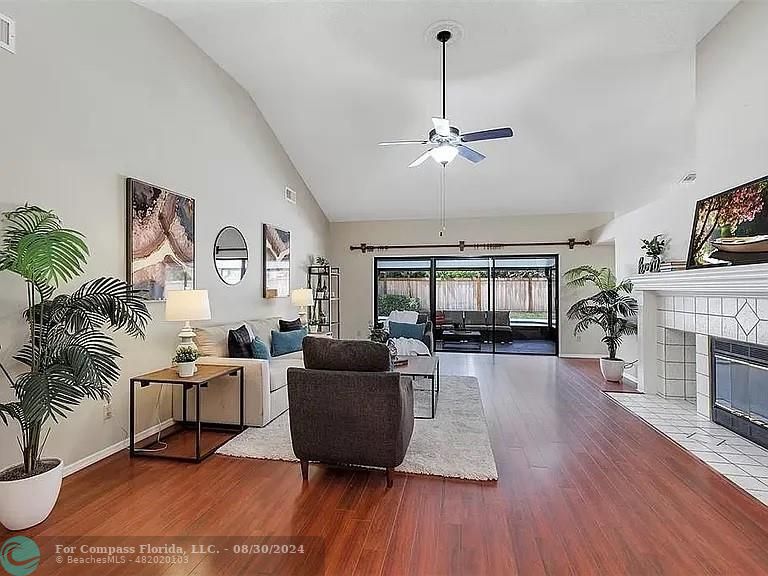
xmin=687 ymin=174 xmax=768 ymax=269
xmin=126 ymin=178 xmax=195 ymax=300
xmin=263 ymin=223 xmax=290 ymax=298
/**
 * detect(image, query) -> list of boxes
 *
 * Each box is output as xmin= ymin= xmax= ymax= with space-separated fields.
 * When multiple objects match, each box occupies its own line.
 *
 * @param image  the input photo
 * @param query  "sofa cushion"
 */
xmin=269 ymin=352 xmax=304 ymax=392
xmin=228 ymin=325 xmax=254 ymax=358
xmin=196 ymin=318 xmax=280 ymax=357
xmin=271 ymin=327 xmax=308 ymax=357
xmin=250 ymin=336 xmax=271 ymax=360
xmin=279 ymin=318 xmax=303 ymax=332
xmin=248 ymin=317 xmax=281 ymax=347
xmin=389 ymin=321 xmax=425 ymax=340
xmin=303 ymin=337 xmax=390 ymax=372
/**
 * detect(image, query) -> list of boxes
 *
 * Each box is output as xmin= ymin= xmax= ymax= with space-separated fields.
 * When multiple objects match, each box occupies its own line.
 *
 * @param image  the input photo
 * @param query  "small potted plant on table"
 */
xmin=0 ymin=205 xmax=150 ymax=530
xmin=565 ymin=265 xmax=638 ymax=382
xmin=174 ymin=346 xmax=199 ymax=377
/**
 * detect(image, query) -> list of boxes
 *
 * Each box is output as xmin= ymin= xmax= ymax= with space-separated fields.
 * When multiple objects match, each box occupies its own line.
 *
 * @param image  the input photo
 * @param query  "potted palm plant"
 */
xmin=0 ymin=205 xmax=150 ymax=530
xmin=565 ymin=265 xmax=638 ymax=382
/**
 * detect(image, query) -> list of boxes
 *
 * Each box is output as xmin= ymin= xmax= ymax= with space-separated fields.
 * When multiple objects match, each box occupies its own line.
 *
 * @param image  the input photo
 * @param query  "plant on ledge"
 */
xmin=565 ymin=265 xmax=637 ymax=382
xmin=0 ymin=205 xmax=150 ymax=529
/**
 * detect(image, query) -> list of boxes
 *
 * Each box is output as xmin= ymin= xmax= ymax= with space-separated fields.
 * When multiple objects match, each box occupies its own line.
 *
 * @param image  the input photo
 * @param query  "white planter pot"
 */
xmin=600 ymin=358 xmax=627 ymax=382
xmin=0 ymin=458 xmax=63 ymax=530
xmin=177 ymin=361 xmax=196 ymax=377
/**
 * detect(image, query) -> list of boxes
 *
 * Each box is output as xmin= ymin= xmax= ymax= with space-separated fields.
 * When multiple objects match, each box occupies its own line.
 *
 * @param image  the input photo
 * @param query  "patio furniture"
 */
xmin=441 ymin=329 xmax=483 ymax=351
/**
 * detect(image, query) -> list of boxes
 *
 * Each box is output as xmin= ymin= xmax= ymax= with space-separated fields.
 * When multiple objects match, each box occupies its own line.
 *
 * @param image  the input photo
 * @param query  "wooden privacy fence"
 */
xmin=379 ymin=278 xmax=548 ymax=312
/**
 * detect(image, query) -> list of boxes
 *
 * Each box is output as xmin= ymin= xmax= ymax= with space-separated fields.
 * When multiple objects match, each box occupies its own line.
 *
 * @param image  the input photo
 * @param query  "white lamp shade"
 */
xmin=165 ymin=290 xmax=211 ymax=322
xmin=291 ymin=288 xmax=314 ymax=307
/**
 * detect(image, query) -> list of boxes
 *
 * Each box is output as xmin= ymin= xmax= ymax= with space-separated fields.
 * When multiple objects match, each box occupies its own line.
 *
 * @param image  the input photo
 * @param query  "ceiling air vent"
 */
xmin=0 ymin=12 xmax=15 ymax=54
xmin=284 ymin=187 xmax=297 ymax=204
xmin=681 ymin=172 xmax=697 ymax=184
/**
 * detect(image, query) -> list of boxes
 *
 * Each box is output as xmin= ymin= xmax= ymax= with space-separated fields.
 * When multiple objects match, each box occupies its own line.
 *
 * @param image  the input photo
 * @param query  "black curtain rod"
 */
xmin=349 ymin=238 xmax=591 ymax=253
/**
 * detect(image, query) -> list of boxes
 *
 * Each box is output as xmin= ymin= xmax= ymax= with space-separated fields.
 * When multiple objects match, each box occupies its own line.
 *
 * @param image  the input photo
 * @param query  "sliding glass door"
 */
xmin=374 ymin=255 xmax=558 ymax=355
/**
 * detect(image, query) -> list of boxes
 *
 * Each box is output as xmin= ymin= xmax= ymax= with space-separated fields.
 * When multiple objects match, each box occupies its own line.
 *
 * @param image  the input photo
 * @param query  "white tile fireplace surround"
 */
xmin=630 ymin=263 xmax=768 ymax=418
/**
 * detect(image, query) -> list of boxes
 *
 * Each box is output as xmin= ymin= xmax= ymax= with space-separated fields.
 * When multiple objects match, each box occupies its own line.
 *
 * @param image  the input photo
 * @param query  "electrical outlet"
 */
xmin=103 ymin=402 xmax=113 ymax=420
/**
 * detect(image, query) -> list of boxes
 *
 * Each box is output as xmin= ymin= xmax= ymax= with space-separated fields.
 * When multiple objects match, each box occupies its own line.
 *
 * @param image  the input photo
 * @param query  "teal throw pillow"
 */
xmin=250 ymin=336 xmax=271 ymax=360
xmin=389 ymin=321 xmax=426 ymax=339
xmin=271 ymin=327 xmax=308 ymax=356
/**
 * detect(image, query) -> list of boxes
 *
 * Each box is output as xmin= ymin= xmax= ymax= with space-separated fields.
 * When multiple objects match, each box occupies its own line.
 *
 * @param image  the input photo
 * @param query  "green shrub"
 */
xmin=378 ymin=293 xmax=421 ymax=317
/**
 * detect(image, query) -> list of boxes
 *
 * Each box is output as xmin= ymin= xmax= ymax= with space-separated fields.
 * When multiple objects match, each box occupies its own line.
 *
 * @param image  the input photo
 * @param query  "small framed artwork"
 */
xmin=687 ymin=174 xmax=768 ymax=269
xmin=263 ymin=223 xmax=291 ymax=298
xmin=126 ymin=178 xmax=195 ymax=300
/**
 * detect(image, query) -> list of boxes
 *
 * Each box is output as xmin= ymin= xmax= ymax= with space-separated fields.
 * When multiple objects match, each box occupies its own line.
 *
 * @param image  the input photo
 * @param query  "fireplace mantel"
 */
xmin=630 ymin=263 xmax=768 ymax=295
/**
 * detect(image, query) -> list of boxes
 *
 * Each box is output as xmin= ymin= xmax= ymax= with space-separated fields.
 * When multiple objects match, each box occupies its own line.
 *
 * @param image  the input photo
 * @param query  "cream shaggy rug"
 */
xmin=217 ymin=375 xmax=498 ymax=481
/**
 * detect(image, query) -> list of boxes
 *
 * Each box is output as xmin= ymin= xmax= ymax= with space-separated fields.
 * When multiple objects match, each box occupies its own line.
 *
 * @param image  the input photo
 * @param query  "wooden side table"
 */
xmin=129 ymin=364 xmax=244 ymax=462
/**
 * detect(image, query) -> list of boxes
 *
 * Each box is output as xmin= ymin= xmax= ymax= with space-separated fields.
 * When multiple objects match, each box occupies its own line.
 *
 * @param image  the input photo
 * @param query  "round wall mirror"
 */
xmin=214 ymin=226 xmax=248 ymax=285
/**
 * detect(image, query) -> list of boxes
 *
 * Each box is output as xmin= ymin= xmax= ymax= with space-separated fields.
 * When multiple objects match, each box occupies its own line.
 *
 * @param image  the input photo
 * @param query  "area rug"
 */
xmin=216 ymin=375 xmax=498 ymax=481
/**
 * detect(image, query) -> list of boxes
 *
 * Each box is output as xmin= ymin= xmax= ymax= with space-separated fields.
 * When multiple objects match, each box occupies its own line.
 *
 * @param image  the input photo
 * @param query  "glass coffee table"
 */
xmin=393 ymin=355 xmax=439 ymax=419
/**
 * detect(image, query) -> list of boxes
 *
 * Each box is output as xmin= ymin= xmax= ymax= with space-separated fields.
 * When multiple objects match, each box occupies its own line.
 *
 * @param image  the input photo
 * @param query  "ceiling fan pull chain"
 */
xmin=439 ymin=165 xmax=447 ymax=237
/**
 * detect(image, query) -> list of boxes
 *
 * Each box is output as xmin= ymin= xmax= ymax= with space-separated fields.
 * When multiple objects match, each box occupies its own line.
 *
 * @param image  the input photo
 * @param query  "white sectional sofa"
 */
xmin=173 ymin=317 xmax=303 ymax=427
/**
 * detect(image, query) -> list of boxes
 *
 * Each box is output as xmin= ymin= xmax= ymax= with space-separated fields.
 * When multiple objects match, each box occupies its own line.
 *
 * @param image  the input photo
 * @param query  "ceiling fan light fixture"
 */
xmin=432 ymin=144 xmax=458 ymax=165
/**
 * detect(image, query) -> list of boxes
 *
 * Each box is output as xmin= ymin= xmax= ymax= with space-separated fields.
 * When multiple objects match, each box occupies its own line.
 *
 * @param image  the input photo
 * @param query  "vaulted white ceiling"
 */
xmin=143 ymin=1 xmax=736 ymax=221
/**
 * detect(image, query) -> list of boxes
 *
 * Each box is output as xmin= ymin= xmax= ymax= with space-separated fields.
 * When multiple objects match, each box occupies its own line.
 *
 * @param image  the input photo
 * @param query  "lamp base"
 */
xmin=176 ymin=321 xmax=199 ymax=374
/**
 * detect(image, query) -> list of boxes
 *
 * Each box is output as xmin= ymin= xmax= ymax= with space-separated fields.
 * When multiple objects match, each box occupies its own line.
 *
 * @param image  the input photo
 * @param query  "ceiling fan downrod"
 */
xmin=437 ymin=29 xmax=451 ymax=120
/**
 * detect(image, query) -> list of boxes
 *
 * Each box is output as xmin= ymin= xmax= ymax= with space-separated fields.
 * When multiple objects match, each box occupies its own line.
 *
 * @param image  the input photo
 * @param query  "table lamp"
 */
xmin=291 ymin=288 xmax=314 ymax=327
xmin=165 ymin=289 xmax=211 ymax=354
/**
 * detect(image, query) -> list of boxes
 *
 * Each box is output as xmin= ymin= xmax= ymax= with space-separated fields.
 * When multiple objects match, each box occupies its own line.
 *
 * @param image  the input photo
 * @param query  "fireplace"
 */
xmin=711 ymin=337 xmax=768 ymax=449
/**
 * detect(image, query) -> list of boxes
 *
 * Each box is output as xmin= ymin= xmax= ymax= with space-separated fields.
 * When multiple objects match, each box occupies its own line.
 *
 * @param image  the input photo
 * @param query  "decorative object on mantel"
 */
xmin=658 ymin=260 xmax=686 ymax=272
xmin=350 ymin=238 xmax=590 ymax=253
xmin=126 ymin=178 xmax=195 ymax=301
xmin=687 ymin=173 xmax=768 ymax=269
xmin=0 ymin=205 xmax=150 ymax=530
xmin=173 ymin=346 xmax=199 ymax=377
xmin=638 ymin=234 xmax=666 ymax=274
xmin=565 ymin=266 xmax=638 ymax=382
xmin=165 ymin=289 xmax=211 ymax=364
xmin=263 ymin=223 xmax=291 ymax=298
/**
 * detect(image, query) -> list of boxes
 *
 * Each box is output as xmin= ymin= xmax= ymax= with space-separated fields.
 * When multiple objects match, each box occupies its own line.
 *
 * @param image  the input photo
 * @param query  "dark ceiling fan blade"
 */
xmin=460 ymin=127 xmax=514 ymax=143
xmin=378 ymin=140 xmax=429 ymax=146
xmin=457 ymin=145 xmax=486 ymax=163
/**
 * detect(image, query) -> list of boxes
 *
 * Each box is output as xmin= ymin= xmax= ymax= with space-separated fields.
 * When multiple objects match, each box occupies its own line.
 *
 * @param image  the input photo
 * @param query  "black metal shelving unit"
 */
xmin=308 ymin=264 xmax=341 ymax=338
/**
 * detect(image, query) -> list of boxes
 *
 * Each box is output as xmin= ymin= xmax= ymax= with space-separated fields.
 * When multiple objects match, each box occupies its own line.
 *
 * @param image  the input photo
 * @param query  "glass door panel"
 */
xmin=434 ymin=258 xmax=491 ymax=353
xmin=375 ymin=258 xmax=432 ymax=326
xmin=492 ymin=256 xmax=557 ymax=355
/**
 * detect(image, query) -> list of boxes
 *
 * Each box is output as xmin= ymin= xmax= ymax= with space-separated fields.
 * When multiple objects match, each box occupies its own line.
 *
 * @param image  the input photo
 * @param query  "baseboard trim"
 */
xmin=559 ymin=354 xmax=603 ymax=359
xmin=623 ymin=372 xmax=639 ymax=385
xmin=63 ymin=419 xmax=176 ymax=477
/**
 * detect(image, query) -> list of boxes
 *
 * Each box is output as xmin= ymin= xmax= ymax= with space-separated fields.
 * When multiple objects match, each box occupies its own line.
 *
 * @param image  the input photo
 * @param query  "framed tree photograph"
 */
xmin=263 ymin=223 xmax=290 ymax=298
xmin=126 ymin=178 xmax=195 ymax=300
xmin=687 ymin=174 xmax=768 ymax=269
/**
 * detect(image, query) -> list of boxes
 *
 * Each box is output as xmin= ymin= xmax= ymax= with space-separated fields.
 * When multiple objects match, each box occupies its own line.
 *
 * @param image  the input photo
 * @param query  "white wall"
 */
xmin=330 ymin=213 xmax=615 ymax=356
xmin=597 ymin=0 xmax=768 ymax=375
xmin=0 ymin=1 xmax=329 ymax=470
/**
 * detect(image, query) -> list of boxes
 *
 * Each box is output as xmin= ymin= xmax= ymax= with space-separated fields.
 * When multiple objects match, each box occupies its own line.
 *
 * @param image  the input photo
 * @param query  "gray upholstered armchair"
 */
xmin=287 ymin=338 xmax=414 ymax=487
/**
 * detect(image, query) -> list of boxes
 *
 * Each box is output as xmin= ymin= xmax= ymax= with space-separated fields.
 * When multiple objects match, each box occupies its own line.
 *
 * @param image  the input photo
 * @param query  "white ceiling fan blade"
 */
xmin=378 ymin=140 xmax=429 ymax=146
xmin=408 ymin=149 xmax=434 ymax=168
xmin=432 ymin=117 xmax=450 ymax=137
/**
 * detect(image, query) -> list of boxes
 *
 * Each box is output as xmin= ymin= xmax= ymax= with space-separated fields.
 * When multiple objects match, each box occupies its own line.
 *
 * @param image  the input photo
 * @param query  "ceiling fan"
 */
xmin=379 ymin=29 xmax=514 ymax=167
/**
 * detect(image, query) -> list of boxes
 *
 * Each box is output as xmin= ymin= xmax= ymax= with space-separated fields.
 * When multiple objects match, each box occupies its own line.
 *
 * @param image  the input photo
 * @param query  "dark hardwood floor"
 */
xmin=5 ymin=355 xmax=768 ymax=575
